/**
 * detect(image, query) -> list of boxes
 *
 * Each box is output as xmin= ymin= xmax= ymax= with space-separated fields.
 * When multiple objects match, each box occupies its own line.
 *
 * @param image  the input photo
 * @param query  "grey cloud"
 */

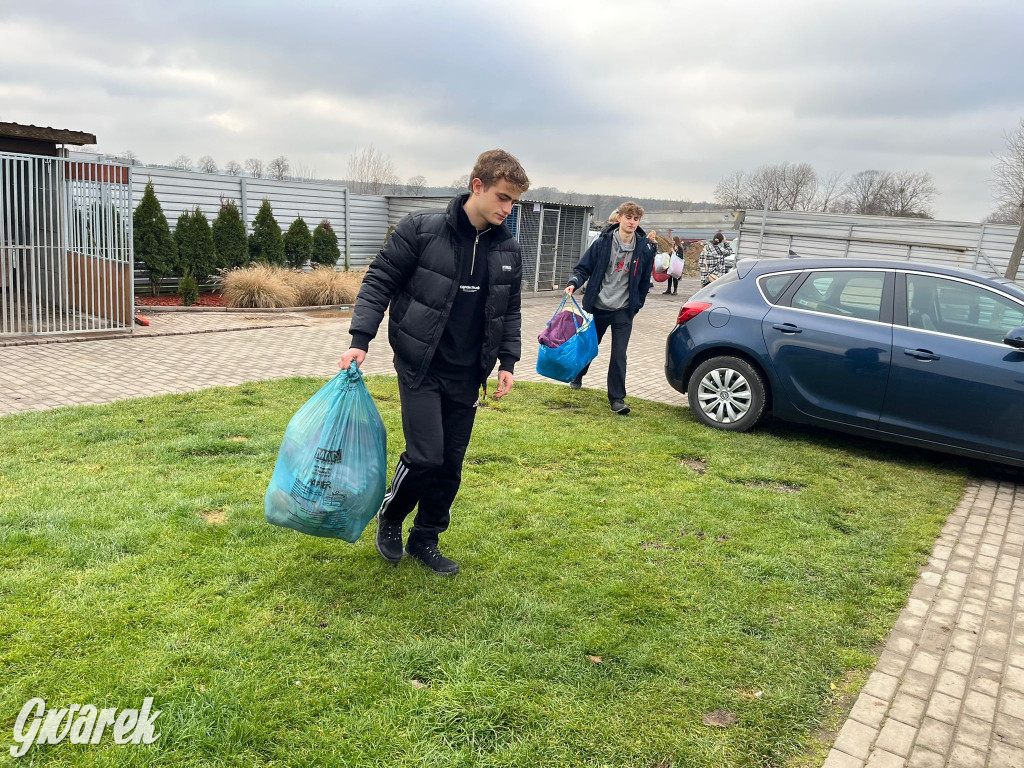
xmin=4 ymin=0 xmax=1023 ymax=220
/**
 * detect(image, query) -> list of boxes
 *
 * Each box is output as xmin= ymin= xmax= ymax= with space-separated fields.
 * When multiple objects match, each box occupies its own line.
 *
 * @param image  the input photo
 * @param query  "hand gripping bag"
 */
xmin=535 ymin=294 xmax=598 ymax=383
xmin=265 ymin=366 xmax=387 ymax=542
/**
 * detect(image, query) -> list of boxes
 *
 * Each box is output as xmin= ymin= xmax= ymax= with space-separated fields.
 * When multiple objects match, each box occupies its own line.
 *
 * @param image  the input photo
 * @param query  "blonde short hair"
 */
xmin=617 ymin=201 xmax=645 ymax=219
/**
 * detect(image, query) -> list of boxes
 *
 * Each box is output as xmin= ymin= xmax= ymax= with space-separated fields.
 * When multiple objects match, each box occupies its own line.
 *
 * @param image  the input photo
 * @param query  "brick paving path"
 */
xmin=0 ymin=284 xmax=697 ymax=415
xmin=2 ymin=279 xmax=1022 ymax=767
xmin=824 ymin=480 xmax=1024 ymax=768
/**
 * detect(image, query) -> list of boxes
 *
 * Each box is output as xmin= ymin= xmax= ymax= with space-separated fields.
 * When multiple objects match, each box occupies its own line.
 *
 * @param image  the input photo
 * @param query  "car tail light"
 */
xmin=676 ymin=302 xmax=712 ymax=325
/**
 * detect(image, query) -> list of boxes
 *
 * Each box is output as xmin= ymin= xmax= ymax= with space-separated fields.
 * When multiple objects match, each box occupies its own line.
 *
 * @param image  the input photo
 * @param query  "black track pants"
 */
xmin=576 ymin=307 xmax=634 ymax=402
xmin=377 ymin=366 xmax=479 ymax=546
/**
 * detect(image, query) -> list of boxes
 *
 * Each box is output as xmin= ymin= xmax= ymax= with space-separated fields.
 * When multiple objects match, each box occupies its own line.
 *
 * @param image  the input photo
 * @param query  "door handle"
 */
xmin=772 ymin=323 xmax=802 ymax=334
xmin=904 ymin=348 xmax=940 ymax=361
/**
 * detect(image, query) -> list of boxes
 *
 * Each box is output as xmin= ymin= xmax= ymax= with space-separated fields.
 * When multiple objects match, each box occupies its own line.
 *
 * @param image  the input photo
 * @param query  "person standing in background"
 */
xmin=699 ymin=231 xmax=733 ymax=287
xmin=663 ymin=236 xmax=683 ymax=295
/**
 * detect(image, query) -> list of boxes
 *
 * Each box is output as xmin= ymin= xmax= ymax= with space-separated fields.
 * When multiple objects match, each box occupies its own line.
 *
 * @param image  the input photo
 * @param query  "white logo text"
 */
xmin=10 ymin=698 xmax=162 ymax=757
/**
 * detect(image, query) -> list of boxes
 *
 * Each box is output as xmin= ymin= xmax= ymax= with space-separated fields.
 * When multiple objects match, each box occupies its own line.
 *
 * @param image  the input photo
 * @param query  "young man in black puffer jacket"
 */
xmin=338 ymin=150 xmax=529 ymax=575
xmin=564 ymin=201 xmax=658 ymax=415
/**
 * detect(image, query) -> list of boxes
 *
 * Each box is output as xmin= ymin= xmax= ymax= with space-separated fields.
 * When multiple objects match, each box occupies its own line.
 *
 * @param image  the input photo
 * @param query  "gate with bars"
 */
xmin=1 ymin=152 xmax=133 ymax=337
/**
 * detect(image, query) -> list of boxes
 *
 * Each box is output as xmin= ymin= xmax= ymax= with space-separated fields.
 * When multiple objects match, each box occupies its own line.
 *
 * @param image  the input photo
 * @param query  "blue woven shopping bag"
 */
xmin=535 ymin=294 xmax=598 ymax=383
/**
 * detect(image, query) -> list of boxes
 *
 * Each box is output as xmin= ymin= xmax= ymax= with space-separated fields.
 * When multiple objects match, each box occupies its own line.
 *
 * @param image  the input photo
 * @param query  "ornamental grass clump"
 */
xmin=295 ymin=266 xmax=365 ymax=306
xmin=221 ymin=264 xmax=298 ymax=308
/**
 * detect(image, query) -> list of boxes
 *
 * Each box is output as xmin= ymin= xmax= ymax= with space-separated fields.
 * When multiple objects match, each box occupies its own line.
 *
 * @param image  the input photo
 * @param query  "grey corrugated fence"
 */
xmin=73 ymin=156 xmax=594 ymax=293
xmin=736 ymin=209 xmax=1022 ymax=286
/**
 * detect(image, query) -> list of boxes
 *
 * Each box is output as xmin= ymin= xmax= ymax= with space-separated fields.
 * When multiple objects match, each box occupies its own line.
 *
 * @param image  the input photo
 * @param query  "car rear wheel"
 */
xmin=687 ymin=356 xmax=766 ymax=432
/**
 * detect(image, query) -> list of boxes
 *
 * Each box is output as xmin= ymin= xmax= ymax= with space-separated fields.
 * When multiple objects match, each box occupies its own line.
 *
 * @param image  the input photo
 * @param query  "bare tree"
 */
xmin=778 ymin=162 xmax=818 ymax=210
xmin=714 ymin=170 xmax=747 ymax=209
xmin=171 ymin=155 xmax=193 ymax=171
xmin=843 ymin=170 xmax=891 ymax=215
xmin=985 ymin=201 xmax=1023 ymax=225
xmin=197 ymin=155 xmax=218 ymax=174
xmin=992 ymin=118 xmax=1024 ymax=222
xmin=293 ymin=162 xmax=318 ymax=182
xmin=406 ymin=175 xmax=426 ymax=196
xmin=267 ymin=155 xmax=290 ymax=181
xmin=118 ymin=149 xmax=138 ymax=165
xmin=347 ymin=145 xmax=399 ymax=195
xmin=224 ymin=160 xmax=243 ymax=176
xmin=745 ymin=165 xmax=788 ymax=211
xmin=448 ymin=174 xmax=470 ymax=193
xmin=245 ymin=158 xmax=264 ymax=178
xmin=815 ymin=171 xmax=846 ymax=212
xmin=882 ymin=170 xmax=937 ymax=218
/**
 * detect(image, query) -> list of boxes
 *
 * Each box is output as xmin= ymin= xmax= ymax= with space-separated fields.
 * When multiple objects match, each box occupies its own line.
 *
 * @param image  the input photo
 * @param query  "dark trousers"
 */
xmin=663 ymin=277 xmax=679 ymax=293
xmin=378 ymin=366 xmax=479 ymax=546
xmin=576 ymin=306 xmax=633 ymax=402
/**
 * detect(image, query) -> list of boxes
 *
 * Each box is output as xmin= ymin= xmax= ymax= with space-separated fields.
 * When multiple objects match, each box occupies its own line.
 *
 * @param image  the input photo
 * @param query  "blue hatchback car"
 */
xmin=665 ymin=258 xmax=1024 ymax=467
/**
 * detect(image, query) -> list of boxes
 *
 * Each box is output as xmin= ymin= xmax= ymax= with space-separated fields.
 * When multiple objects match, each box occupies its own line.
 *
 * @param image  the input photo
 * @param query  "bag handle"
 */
xmin=548 ymin=294 xmax=588 ymax=331
xmin=548 ymin=294 xmax=570 ymax=322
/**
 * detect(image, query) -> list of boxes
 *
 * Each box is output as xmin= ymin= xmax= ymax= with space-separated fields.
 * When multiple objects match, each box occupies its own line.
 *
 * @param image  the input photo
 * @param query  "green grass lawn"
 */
xmin=0 ymin=378 xmax=969 ymax=767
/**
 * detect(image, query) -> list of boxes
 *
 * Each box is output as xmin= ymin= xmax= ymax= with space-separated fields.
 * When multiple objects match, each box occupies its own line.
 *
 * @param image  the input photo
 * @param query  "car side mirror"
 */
xmin=1004 ymin=326 xmax=1024 ymax=349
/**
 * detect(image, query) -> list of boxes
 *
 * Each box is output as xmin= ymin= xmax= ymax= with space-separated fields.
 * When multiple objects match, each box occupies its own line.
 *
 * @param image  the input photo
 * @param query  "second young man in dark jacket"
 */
xmin=564 ymin=201 xmax=657 ymax=415
xmin=338 ymin=150 xmax=529 ymax=575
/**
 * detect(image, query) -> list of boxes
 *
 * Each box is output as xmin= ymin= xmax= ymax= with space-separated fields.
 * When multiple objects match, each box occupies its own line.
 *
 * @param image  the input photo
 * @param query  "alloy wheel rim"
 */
xmin=696 ymin=368 xmax=752 ymax=423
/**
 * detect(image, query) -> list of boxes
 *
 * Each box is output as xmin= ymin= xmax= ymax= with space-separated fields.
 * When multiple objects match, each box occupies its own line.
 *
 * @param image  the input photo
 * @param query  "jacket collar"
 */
xmin=446 ymin=192 xmax=513 ymax=242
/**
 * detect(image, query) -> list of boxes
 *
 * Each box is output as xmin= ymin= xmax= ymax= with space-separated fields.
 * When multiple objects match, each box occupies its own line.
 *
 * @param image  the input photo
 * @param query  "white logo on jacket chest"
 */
xmin=501 ymin=265 xmax=512 ymax=272
xmin=459 ymin=285 xmax=481 ymax=293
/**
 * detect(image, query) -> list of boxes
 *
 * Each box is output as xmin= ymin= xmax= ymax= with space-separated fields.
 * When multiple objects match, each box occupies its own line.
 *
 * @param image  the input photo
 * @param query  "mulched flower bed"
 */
xmin=136 ymin=292 xmax=226 ymax=308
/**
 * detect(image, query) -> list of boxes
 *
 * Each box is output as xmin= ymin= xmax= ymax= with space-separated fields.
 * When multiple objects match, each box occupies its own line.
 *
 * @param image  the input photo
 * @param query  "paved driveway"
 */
xmin=0 ymin=282 xmax=699 ymax=415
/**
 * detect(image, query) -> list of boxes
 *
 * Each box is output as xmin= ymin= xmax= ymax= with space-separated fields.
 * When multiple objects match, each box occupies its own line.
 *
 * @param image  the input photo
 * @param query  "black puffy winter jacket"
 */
xmin=348 ymin=194 xmax=522 ymax=388
xmin=566 ymin=222 xmax=657 ymax=314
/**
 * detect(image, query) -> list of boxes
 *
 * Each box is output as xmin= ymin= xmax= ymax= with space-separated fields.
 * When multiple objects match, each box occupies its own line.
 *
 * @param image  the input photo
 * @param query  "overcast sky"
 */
xmin=2 ymin=0 xmax=1021 ymax=221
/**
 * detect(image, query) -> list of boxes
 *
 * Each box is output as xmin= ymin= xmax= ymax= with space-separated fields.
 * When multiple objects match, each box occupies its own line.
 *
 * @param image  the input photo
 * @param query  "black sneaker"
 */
xmin=610 ymin=399 xmax=631 ymax=415
xmin=405 ymin=539 xmax=460 ymax=575
xmin=375 ymin=511 xmax=404 ymax=564
xmin=569 ymin=376 xmax=583 ymax=391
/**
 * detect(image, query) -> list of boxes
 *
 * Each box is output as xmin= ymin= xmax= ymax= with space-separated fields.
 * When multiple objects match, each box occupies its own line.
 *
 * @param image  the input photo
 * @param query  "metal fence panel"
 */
xmin=99 ymin=162 xmax=353 ymax=287
xmin=386 ymin=195 xmax=449 ymax=228
xmin=555 ymin=206 xmax=586 ymax=287
xmin=347 ymin=195 xmax=389 ymax=268
xmin=243 ymin=178 xmax=348 ymax=256
xmin=130 ymin=167 xmax=241 ymax=224
xmin=1 ymin=151 xmax=133 ymax=336
xmin=518 ymin=203 xmax=541 ymax=290
xmin=69 ymin=156 xmax=597 ymax=294
xmin=738 ymin=210 xmax=1022 ymax=286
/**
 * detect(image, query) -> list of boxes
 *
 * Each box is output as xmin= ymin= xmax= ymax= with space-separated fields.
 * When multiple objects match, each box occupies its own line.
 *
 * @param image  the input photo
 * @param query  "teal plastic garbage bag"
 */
xmin=535 ymin=294 xmax=599 ymax=383
xmin=265 ymin=366 xmax=387 ymax=542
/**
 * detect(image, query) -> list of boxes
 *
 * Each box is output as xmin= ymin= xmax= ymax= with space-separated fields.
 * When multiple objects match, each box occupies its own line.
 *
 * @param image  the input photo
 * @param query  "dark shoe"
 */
xmin=610 ymin=399 xmax=631 ymax=415
xmin=569 ymin=375 xmax=583 ymax=391
xmin=375 ymin=511 xmax=404 ymax=563
xmin=405 ymin=539 xmax=460 ymax=575
xmin=662 ymin=289 xmax=671 ymax=294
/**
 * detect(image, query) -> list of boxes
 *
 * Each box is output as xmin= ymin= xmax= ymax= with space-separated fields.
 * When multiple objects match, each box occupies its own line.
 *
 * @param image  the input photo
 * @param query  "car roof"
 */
xmin=740 ymin=257 xmax=1024 ymax=299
